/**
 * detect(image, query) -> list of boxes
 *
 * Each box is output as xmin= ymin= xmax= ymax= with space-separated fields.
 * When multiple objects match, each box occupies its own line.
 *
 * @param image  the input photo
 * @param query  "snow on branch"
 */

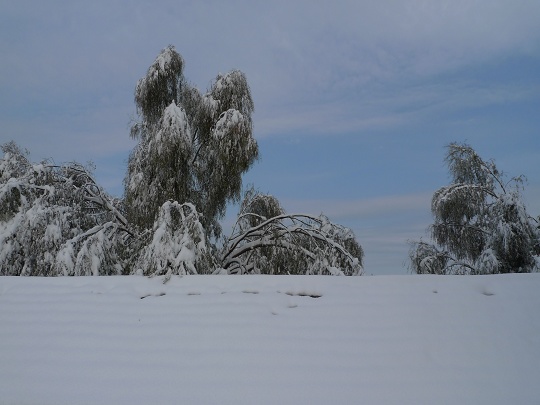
xmin=134 ymin=201 xmax=206 ymax=282
xmin=410 ymin=142 xmax=540 ymax=275
xmin=0 ymin=142 xmax=133 ymax=276
xmin=221 ymin=213 xmax=364 ymax=276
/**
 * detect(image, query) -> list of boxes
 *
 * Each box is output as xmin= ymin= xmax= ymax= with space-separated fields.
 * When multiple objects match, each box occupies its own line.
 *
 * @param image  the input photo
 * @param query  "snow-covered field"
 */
xmin=1 ymin=274 xmax=539 ymax=405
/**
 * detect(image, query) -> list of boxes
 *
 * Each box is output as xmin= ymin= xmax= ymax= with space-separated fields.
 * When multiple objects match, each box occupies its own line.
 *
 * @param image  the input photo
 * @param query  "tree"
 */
xmin=133 ymin=201 xmax=206 ymax=282
xmin=220 ymin=187 xmax=364 ymax=275
xmin=0 ymin=141 xmax=131 ymax=276
xmin=125 ymin=45 xmax=258 ymax=238
xmin=2 ymin=46 xmax=366 ymax=278
xmin=409 ymin=143 xmax=539 ymax=275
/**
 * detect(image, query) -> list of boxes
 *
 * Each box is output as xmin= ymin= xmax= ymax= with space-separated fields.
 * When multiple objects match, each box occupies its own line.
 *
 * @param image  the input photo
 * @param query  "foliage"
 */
xmin=236 ymin=185 xmax=285 ymax=231
xmin=221 ymin=188 xmax=364 ymax=275
xmin=409 ymin=143 xmax=539 ymax=275
xmin=0 ymin=141 xmax=130 ymax=276
xmin=133 ymin=201 xmax=206 ymax=282
xmin=126 ymin=100 xmax=192 ymax=230
xmin=125 ymin=46 xmax=258 ymax=238
xmin=1 ymin=46 xmax=365 ymax=278
xmin=1 ymin=137 xmax=360 ymax=277
xmin=133 ymin=47 xmax=185 ymax=129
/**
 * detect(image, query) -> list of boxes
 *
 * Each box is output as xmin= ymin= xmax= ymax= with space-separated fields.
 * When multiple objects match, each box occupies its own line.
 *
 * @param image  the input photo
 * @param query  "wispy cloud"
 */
xmin=255 ymin=78 xmax=540 ymax=137
xmin=3 ymin=1 xmax=539 ymax=151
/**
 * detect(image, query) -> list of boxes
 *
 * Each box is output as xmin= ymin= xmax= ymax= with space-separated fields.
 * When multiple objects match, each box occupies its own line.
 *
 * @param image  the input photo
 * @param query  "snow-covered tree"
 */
xmin=0 ymin=141 xmax=131 ymax=276
xmin=126 ymin=100 xmax=192 ymax=230
xmin=409 ymin=143 xmax=539 ymax=275
xmin=236 ymin=185 xmax=285 ymax=231
xmin=133 ymin=201 xmax=206 ymax=282
xmin=220 ymin=188 xmax=364 ymax=275
xmin=125 ymin=46 xmax=258 ymax=238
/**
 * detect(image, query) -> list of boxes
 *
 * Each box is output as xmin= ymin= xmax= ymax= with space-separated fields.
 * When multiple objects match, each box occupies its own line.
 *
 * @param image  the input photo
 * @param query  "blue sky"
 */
xmin=1 ymin=0 xmax=539 ymax=274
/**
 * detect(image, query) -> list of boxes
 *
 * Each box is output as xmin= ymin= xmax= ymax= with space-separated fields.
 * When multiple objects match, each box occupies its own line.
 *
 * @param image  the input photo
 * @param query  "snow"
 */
xmin=212 ymin=109 xmax=245 ymax=140
xmin=135 ymin=201 xmax=205 ymax=278
xmin=1 ymin=274 xmax=539 ymax=404
xmin=158 ymin=102 xmax=191 ymax=147
xmin=149 ymin=47 xmax=176 ymax=80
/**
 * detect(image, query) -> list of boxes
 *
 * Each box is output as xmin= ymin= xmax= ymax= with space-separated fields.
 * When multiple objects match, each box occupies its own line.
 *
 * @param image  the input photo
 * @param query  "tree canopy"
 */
xmin=125 ymin=45 xmax=258 ymax=238
xmin=409 ymin=143 xmax=540 ymax=275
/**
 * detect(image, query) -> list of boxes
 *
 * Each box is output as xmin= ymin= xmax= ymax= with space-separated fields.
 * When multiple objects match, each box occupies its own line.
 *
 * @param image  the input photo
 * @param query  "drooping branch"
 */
xmin=0 ymin=143 xmax=138 ymax=276
xmin=80 ymin=181 xmax=128 ymax=228
xmin=43 ymin=163 xmax=130 ymax=231
xmin=222 ymin=213 xmax=363 ymax=275
xmin=410 ymin=142 xmax=539 ymax=275
xmin=410 ymin=241 xmax=466 ymax=275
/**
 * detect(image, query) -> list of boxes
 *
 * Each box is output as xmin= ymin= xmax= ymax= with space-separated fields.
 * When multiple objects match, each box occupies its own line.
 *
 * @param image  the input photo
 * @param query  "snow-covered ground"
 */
xmin=1 ymin=274 xmax=539 ymax=404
